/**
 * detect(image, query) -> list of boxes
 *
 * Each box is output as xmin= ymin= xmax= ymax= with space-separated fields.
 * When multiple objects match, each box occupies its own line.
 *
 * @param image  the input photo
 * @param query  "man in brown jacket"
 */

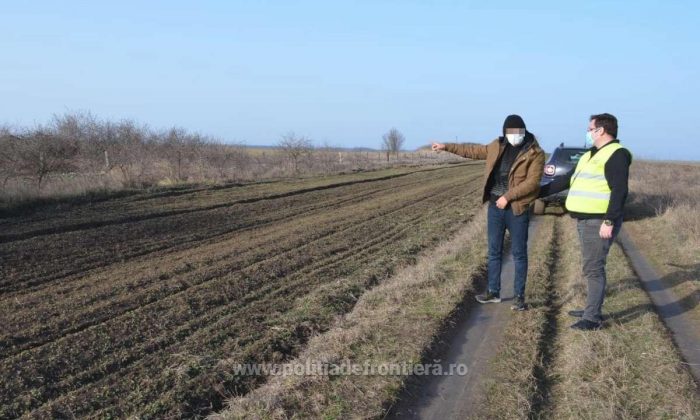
xmin=432 ymin=115 xmax=545 ymax=310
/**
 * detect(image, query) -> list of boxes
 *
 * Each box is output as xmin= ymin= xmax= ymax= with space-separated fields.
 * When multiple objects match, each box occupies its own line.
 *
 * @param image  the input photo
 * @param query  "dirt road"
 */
xmin=388 ymin=218 xmax=542 ymax=419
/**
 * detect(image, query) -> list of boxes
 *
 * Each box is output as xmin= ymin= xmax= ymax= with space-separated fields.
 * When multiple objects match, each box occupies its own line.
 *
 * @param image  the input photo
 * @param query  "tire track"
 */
xmin=387 ymin=216 xmax=548 ymax=419
xmin=617 ymin=228 xmax=700 ymax=385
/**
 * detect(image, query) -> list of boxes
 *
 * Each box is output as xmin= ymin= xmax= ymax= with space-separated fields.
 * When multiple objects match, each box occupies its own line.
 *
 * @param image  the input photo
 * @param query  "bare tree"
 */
xmin=0 ymin=129 xmax=20 ymax=188
xmin=382 ymin=127 xmax=405 ymax=161
xmin=13 ymin=128 xmax=80 ymax=189
xmin=157 ymin=127 xmax=206 ymax=182
xmin=110 ymin=120 xmax=152 ymax=186
xmin=0 ymin=112 xmax=428 ymax=202
xmin=278 ymin=132 xmax=314 ymax=174
xmin=204 ymin=140 xmax=251 ymax=180
xmin=42 ymin=113 xmax=108 ymax=178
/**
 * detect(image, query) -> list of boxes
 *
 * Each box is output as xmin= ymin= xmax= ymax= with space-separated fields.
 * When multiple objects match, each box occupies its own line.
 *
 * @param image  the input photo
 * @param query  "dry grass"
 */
xmin=625 ymin=160 xmax=700 ymax=322
xmin=627 ymin=160 xmax=700 ymax=247
xmin=210 ymin=207 xmax=489 ymax=419
xmin=543 ymin=217 xmax=699 ymax=419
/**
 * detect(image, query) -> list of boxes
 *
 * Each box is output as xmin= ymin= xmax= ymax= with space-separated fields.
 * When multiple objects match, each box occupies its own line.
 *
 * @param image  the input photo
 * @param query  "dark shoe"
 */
xmin=570 ymin=319 xmax=602 ymax=331
xmin=510 ymin=295 xmax=527 ymax=311
xmin=568 ymin=309 xmax=584 ymax=318
xmin=475 ymin=291 xmax=501 ymax=303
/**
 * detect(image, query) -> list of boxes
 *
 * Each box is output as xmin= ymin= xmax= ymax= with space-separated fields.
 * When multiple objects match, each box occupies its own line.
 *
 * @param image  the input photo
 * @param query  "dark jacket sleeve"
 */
xmin=538 ymin=171 xmax=572 ymax=197
xmin=604 ymin=149 xmax=631 ymax=221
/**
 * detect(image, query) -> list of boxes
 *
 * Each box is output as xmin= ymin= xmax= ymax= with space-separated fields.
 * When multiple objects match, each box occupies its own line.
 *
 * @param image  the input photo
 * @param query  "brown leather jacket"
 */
xmin=444 ymin=137 xmax=545 ymax=215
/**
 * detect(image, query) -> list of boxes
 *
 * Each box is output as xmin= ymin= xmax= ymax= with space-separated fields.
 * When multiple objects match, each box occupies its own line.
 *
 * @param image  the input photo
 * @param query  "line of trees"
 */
xmin=0 ymin=113 xmax=256 ymax=190
xmin=0 ymin=114 xmax=453 ymax=203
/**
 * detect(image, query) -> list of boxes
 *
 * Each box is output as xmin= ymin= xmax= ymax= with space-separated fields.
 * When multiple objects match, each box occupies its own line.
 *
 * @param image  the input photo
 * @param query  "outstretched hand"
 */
xmin=431 ymin=142 xmax=445 ymax=152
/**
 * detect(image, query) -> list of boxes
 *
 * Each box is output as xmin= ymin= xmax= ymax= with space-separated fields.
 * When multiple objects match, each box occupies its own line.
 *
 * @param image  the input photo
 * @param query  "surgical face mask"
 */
xmin=506 ymin=133 xmax=525 ymax=146
xmin=585 ymin=128 xmax=599 ymax=148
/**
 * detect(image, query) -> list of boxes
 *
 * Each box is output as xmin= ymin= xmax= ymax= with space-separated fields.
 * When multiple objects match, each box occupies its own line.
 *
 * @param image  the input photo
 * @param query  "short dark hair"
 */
xmin=590 ymin=113 xmax=618 ymax=138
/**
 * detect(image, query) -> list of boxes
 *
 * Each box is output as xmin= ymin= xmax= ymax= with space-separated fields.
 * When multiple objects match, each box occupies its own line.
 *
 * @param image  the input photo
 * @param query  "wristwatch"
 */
xmin=603 ymin=219 xmax=613 ymax=226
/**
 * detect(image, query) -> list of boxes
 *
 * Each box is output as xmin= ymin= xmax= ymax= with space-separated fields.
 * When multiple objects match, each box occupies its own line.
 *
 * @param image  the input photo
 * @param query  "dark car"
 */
xmin=532 ymin=143 xmax=588 ymax=214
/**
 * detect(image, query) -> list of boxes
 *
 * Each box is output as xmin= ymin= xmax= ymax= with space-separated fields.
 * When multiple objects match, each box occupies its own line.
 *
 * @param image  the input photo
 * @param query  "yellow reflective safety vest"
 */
xmin=565 ymin=142 xmax=631 ymax=214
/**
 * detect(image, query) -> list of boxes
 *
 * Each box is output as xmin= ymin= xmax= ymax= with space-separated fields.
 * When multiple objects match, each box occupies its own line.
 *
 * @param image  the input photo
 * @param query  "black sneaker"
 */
xmin=570 ymin=319 xmax=602 ymax=331
xmin=475 ymin=290 xmax=501 ymax=303
xmin=568 ymin=309 xmax=584 ymax=318
xmin=510 ymin=296 xmax=527 ymax=311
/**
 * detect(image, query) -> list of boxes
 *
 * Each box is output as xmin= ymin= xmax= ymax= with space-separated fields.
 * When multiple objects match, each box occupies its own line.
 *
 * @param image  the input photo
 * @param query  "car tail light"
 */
xmin=544 ymin=164 xmax=556 ymax=176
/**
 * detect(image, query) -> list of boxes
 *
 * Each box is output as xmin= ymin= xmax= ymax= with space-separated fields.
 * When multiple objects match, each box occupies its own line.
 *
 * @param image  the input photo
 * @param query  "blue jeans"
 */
xmin=487 ymin=201 xmax=530 ymax=297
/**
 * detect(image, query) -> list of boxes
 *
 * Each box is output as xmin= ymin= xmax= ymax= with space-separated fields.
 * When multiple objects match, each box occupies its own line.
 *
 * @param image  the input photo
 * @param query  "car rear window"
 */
xmin=555 ymin=148 xmax=586 ymax=163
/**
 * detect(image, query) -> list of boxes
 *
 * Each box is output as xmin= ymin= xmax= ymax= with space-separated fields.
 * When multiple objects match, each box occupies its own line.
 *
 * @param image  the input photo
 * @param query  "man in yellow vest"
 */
xmin=540 ymin=113 xmax=632 ymax=330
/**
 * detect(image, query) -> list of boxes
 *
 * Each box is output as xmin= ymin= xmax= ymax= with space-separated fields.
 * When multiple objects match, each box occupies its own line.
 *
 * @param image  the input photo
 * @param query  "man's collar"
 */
xmin=593 ymin=138 xmax=619 ymax=151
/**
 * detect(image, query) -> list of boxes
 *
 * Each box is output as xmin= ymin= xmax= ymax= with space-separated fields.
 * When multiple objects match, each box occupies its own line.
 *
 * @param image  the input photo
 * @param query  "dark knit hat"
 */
xmin=502 ymin=114 xmax=526 ymax=137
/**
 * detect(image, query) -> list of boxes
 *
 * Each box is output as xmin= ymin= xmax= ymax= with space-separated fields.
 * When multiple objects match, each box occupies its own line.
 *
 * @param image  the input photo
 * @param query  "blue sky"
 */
xmin=1 ymin=1 xmax=698 ymax=160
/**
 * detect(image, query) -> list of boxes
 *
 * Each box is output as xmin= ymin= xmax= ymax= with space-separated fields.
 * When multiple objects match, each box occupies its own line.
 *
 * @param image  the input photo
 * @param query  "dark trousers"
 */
xmin=576 ymin=217 xmax=623 ymax=323
xmin=486 ymin=201 xmax=530 ymax=297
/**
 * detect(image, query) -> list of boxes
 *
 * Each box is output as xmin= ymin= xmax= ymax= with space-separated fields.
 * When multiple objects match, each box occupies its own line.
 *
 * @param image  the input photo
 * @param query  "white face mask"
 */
xmin=506 ymin=133 xmax=525 ymax=146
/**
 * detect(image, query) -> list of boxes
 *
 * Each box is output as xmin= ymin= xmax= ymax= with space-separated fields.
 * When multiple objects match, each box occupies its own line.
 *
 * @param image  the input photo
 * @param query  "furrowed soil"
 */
xmin=0 ymin=162 xmax=486 ymax=419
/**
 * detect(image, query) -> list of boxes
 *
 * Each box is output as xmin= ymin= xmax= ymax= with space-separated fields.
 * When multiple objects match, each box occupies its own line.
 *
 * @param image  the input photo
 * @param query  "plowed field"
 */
xmin=0 ymin=163 xmax=485 ymax=418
